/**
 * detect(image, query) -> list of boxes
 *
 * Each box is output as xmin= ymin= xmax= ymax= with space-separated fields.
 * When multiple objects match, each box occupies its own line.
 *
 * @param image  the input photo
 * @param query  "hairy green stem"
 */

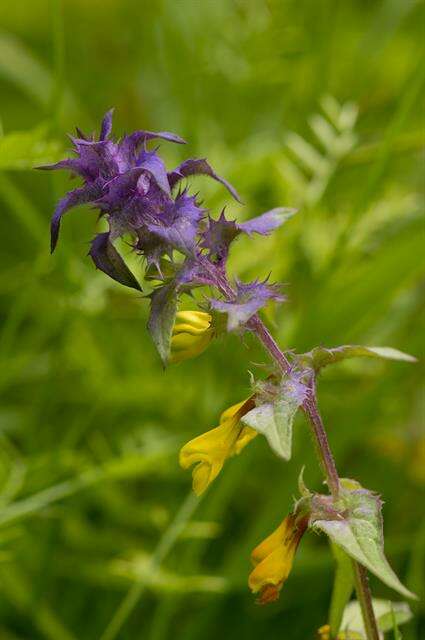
xmin=250 ymin=316 xmax=340 ymax=497
xmin=303 ymin=392 xmax=340 ymax=499
xmin=212 ymin=265 xmax=379 ymax=638
xmin=249 ymin=314 xmax=379 ymax=640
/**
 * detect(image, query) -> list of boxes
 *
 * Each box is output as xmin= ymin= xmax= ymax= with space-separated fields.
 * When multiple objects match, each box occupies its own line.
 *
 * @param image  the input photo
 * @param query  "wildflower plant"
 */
xmin=41 ymin=111 xmax=417 ymax=640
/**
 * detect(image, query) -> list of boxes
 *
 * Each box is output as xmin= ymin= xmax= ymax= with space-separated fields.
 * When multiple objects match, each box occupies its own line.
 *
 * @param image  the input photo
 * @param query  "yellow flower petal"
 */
xmin=191 ymin=461 xmax=216 ymax=496
xmin=171 ymin=332 xmax=203 ymax=348
xmin=179 ymin=418 xmax=239 ymax=494
xmin=180 ymin=396 xmax=257 ymax=494
xmin=219 ymin=398 xmax=258 ymax=455
xmin=249 ymin=537 xmax=296 ymax=594
xmin=232 ymin=426 xmax=258 ymax=455
xmin=219 ymin=400 xmax=248 ymax=423
xmin=251 ymin=516 xmax=291 ymax=566
xmin=248 ymin=514 xmax=308 ymax=604
xmin=170 ymin=312 xmax=213 ymax=364
xmin=173 ymin=322 xmax=210 ymax=336
xmin=175 ymin=310 xmax=212 ymax=329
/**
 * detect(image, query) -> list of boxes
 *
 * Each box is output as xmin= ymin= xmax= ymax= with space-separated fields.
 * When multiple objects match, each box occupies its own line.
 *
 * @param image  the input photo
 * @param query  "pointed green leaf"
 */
xmin=89 ymin=233 xmax=142 ymax=291
xmin=146 ymin=260 xmax=200 ymax=365
xmin=241 ymin=403 xmax=292 ymax=459
xmin=312 ymin=482 xmax=417 ymax=600
xmin=241 ymin=378 xmax=306 ymax=460
xmin=298 ymin=466 xmax=312 ymax=498
xmin=147 ymin=283 xmax=178 ymax=366
xmin=300 ymin=345 xmax=416 ymax=371
xmin=381 ymin=601 xmax=412 ymax=633
xmin=360 ymin=347 xmax=417 ymax=363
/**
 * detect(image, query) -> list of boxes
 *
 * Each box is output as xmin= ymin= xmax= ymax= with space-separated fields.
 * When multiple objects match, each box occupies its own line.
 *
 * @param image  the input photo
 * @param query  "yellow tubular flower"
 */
xmin=170 ymin=311 xmax=213 ymax=364
xmin=248 ymin=513 xmax=308 ymax=604
xmin=179 ymin=396 xmax=257 ymax=496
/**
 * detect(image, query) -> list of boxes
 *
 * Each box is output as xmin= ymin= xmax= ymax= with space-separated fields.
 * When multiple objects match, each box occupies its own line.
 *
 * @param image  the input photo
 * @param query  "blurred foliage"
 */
xmin=0 ymin=1 xmax=423 ymax=639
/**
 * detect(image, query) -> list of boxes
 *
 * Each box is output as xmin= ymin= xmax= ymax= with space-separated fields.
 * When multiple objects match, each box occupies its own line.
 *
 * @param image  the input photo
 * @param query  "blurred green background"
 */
xmin=0 ymin=1 xmax=423 ymax=639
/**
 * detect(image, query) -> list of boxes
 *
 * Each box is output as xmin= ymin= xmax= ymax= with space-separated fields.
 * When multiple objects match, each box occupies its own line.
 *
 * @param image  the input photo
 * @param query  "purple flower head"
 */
xmin=39 ymin=110 xmax=240 ymax=289
xmin=42 ymin=111 xmax=295 ymax=364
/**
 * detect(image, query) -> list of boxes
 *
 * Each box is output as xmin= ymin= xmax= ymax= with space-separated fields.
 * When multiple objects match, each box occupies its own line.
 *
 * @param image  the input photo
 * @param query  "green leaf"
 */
xmin=241 ymin=378 xmax=306 ymax=460
xmin=300 ymin=345 xmax=416 ymax=371
xmin=298 ymin=466 xmax=312 ymax=498
xmin=384 ymin=602 xmax=411 ymax=635
xmin=240 ymin=403 xmax=291 ymax=459
xmin=146 ymin=260 xmax=200 ymax=365
xmin=391 ymin=605 xmax=402 ymax=639
xmin=89 ymin=233 xmax=142 ymax=292
xmin=312 ymin=482 xmax=417 ymax=600
xmin=329 ymin=544 xmax=355 ymax=636
xmin=0 ymin=124 xmax=62 ymax=170
xmin=340 ymin=599 xmax=412 ymax=637
xmin=147 ymin=283 xmax=178 ymax=366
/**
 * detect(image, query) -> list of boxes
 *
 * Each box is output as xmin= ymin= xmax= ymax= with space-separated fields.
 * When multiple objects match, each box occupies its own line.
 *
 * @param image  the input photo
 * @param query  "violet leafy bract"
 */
xmin=201 ymin=208 xmax=296 ymax=264
xmin=238 ymin=207 xmax=296 ymax=235
xmin=42 ymin=111 xmax=292 ymax=363
xmin=39 ymin=112 xmax=241 ymax=269
xmin=210 ymin=279 xmax=285 ymax=331
xmin=145 ymin=193 xmax=205 ymax=257
xmin=167 ymin=157 xmax=242 ymax=203
xmin=200 ymin=212 xmax=240 ymax=263
xmin=50 ymin=181 xmax=103 ymax=252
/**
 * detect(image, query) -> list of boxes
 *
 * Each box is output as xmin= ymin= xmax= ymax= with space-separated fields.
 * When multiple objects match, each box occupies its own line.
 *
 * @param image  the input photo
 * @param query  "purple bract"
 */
xmin=41 ymin=111 xmax=294 ymax=363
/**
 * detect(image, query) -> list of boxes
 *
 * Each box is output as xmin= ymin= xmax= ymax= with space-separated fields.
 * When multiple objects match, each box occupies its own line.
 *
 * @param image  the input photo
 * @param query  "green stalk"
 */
xmin=353 ymin=561 xmax=380 ymax=640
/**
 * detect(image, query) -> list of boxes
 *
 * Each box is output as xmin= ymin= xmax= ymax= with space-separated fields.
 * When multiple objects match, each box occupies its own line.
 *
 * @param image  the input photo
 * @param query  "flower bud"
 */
xmin=170 ymin=311 xmax=213 ymax=364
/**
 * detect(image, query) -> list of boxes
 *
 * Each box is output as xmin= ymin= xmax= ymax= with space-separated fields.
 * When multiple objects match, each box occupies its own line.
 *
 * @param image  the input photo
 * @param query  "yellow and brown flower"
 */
xmin=249 ymin=512 xmax=308 ymax=604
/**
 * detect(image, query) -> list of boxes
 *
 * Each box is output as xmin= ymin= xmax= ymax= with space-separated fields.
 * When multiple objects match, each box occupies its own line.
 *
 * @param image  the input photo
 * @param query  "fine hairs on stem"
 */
xmin=221 ymin=272 xmax=381 ymax=638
